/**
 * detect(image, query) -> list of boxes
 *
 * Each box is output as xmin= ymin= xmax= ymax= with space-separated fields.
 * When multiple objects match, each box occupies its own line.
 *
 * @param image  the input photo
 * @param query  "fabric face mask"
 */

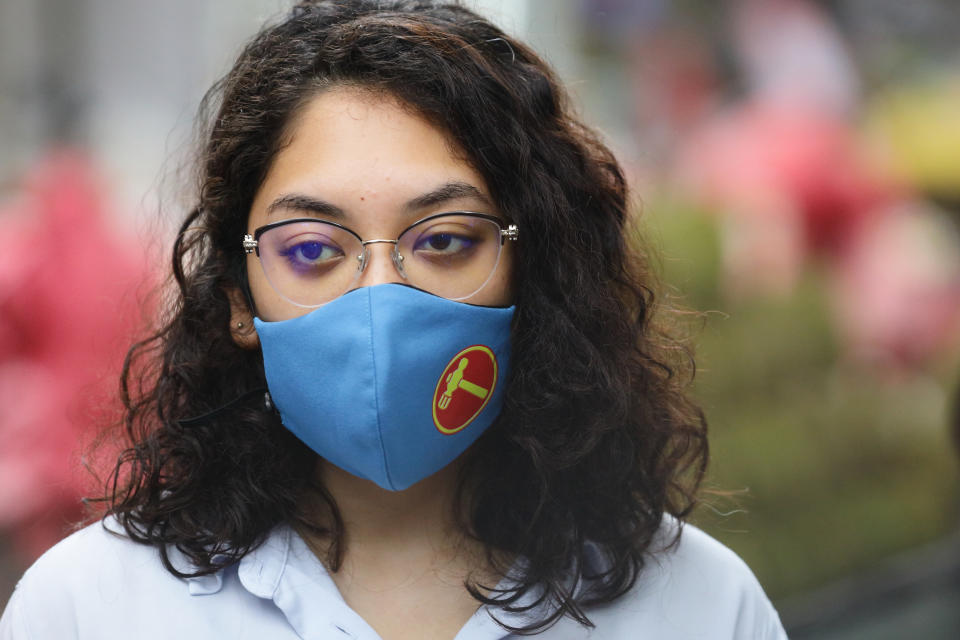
xmin=254 ymin=283 xmax=514 ymax=491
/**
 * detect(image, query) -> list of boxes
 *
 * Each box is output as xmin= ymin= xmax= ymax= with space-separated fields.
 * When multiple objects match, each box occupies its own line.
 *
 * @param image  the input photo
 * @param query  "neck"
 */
xmin=300 ymin=461 xmax=507 ymax=640
xmin=322 ymin=460 xmax=464 ymax=551
xmin=300 ymin=459 xmax=490 ymax=589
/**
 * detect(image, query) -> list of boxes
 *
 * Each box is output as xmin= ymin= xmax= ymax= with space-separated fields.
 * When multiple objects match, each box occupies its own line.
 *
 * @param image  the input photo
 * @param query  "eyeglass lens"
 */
xmin=254 ymin=214 xmax=505 ymax=307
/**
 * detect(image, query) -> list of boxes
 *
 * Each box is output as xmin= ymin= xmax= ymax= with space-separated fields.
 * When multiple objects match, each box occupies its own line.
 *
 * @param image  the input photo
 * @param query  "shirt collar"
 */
xmin=177 ymin=522 xmax=590 ymax=637
xmin=239 ymin=525 xmax=382 ymax=639
xmin=163 ymin=523 xmax=290 ymax=599
xmin=102 ymin=516 xmax=227 ymax=597
xmin=236 ymin=524 xmax=292 ymax=599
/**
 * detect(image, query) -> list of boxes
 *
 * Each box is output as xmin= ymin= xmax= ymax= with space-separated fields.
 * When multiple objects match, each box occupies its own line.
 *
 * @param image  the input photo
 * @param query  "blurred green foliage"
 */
xmin=642 ymin=200 xmax=960 ymax=598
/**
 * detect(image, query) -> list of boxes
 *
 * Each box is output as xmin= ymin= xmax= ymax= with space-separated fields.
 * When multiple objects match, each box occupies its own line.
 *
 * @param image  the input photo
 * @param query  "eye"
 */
xmin=278 ymin=238 xmax=344 ymax=271
xmin=413 ymin=232 xmax=476 ymax=255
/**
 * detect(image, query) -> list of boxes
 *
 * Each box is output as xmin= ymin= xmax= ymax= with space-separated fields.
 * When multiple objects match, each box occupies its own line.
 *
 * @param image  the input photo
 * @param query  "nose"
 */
xmin=354 ymin=241 xmax=406 ymax=289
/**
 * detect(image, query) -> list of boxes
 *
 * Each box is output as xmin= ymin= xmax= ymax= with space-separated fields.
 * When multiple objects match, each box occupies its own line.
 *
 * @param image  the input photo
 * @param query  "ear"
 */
xmin=227 ymin=287 xmax=260 ymax=350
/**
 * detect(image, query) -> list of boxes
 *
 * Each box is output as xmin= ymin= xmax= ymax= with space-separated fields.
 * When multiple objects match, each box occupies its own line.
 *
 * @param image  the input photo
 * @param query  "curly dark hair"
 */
xmin=101 ymin=0 xmax=708 ymax=633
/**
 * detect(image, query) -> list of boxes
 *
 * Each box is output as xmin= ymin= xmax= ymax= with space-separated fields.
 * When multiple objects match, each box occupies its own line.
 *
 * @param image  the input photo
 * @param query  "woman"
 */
xmin=1 ymin=1 xmax=786 ymax=638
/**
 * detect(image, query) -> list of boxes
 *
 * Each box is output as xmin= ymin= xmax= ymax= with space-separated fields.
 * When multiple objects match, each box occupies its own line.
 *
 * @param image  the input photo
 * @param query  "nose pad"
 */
xmin=392 ymin=249 xmax=408 ymax=279
xmin=355 ymin=242 xmax=407 ymax=289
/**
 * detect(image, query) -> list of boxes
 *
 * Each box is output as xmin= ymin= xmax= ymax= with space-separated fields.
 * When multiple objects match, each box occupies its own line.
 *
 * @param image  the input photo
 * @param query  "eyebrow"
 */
xmin=403 ymin=181 xmax=492 ymax=213
xmin=266 ymin=194 xmax=346 ymax=219
xmin=265 ymin=181 xmax=493 ymax=219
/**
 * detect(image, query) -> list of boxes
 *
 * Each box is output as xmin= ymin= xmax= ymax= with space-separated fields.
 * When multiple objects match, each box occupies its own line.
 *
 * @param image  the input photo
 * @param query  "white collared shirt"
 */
xmin=0 ymin=517 xmax=786 ymax=639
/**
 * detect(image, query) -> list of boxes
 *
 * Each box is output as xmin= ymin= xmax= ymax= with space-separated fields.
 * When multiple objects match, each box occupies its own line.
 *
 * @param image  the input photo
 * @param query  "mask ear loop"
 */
xmin=176 ymin=387 xmax=274 ymax=428
xmin=237 ymin=260 xmax=259 ymax=319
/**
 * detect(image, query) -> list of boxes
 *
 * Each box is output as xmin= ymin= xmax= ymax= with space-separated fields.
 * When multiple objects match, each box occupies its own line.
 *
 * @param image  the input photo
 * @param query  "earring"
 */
xmin=236 ymin=321 xmax=244 ymax=329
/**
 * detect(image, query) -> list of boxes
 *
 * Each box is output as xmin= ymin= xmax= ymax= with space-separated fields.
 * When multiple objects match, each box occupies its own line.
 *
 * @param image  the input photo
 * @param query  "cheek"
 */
xmin=247 ymin=254 xmax=304 ymax=321
xmin=488 ymin=245 xmax=516 ymax=306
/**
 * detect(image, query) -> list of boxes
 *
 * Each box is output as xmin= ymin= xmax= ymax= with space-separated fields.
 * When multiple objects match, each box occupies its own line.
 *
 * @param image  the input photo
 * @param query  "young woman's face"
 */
xmin=245 ymin=87 xmax=514 ymax=321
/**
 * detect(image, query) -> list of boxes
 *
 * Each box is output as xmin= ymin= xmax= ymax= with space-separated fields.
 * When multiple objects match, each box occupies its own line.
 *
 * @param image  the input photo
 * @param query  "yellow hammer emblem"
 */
xmin=438 ymin=357 xmax=489 ymax=410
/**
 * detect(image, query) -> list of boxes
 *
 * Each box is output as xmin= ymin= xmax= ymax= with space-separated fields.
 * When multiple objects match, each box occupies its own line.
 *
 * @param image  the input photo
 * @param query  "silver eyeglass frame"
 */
xmin=242 ymin=211 xmax=518 ymax=305
xmin=243 ymin=211 xmax=518 ymax=258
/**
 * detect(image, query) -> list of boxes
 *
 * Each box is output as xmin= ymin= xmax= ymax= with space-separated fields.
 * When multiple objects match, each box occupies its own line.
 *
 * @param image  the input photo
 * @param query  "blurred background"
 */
xmin=1 ymin=0 xmax=958 ymax=636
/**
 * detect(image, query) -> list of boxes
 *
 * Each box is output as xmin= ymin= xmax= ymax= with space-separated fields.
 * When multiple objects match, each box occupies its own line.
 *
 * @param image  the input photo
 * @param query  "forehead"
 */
xmin=274 ymin=86 xmax=479 ymax=191
xmin=248 ymin=86 xmax=492 ymax=232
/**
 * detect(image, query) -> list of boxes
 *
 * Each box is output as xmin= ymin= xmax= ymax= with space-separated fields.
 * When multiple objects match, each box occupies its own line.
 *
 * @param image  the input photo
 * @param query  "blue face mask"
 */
xmin=254 ymin=284 xmax=514 ymax=491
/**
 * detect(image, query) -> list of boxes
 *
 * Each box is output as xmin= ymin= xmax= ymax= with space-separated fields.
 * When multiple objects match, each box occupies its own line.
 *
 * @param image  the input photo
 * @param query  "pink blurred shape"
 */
xmin=831 ymin=203 xmax=960 ymax=370
xmin=678 ymin=100 xmax=960 ymax=370
xmin=0 ymin=151 xmax=155 ymax=560
xmin=679 ymin=103 xmax=898 ymax=260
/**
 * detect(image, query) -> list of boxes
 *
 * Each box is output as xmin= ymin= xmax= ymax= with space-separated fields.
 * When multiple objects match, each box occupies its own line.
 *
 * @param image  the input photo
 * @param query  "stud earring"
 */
xmin=236 ymin=321 xmax=244 ymax=329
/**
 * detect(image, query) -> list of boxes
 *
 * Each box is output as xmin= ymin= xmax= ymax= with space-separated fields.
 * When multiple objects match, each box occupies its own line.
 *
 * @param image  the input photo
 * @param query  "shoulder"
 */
xmin=0 ymin=520 xmax=269 ymax=640
xmin=649 ymin=518 xmax=770 ymax=594
xmin=577 ymin=518 xmax=788 ymax=639
xmin=13 ymin=518 xmax=170 ymax=587
xmin=1 ymin=521 xmax=171 ymax=639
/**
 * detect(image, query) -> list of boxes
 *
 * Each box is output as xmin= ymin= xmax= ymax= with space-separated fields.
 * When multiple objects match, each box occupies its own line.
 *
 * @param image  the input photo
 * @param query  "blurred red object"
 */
xmin=677 ymin=101 xmax=960 ymax=370
xmin=676 ymin=103 xmax=899 ymax=300
xmin=679 ymin=103 xmax=898 ymax=258
xmin=0 ymin=151 xmax=155 ymax=560
xmin=830 ymin=203 xmax=960 ymax=370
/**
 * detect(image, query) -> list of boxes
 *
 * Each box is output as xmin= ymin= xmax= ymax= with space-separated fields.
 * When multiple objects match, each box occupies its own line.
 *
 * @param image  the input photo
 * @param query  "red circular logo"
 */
xmin=432 ymin=345 xmax=498 ymax=435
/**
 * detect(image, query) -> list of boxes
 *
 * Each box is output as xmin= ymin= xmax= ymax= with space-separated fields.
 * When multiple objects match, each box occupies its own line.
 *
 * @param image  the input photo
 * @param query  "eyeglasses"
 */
xmin=243 ymin=212 xmax=518 ymax=308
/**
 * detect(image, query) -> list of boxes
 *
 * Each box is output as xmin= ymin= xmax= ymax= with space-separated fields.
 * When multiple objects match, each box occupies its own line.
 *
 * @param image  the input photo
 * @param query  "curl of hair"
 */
xmin=101 ymin=0 xmax=708 ymax=633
